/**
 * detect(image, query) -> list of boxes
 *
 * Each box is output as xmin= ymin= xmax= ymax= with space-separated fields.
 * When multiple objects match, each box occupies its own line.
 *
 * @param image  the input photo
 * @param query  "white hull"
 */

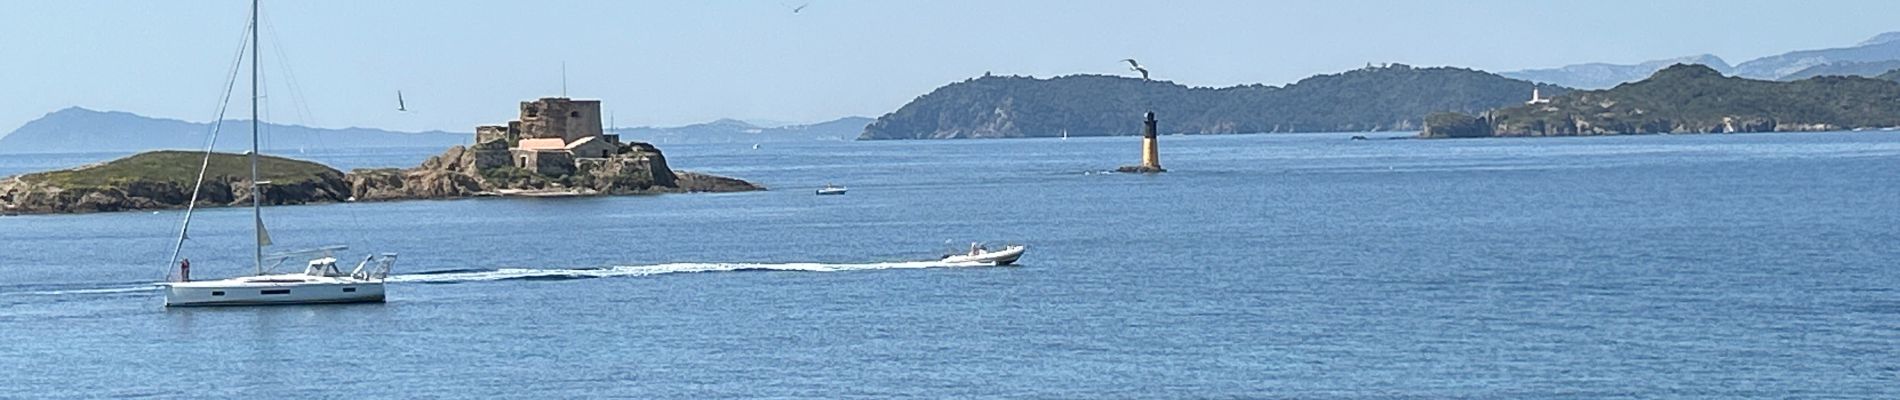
xmin=942 ymin=245 xmax=1026 ymax=265
xmin=816 ymin=187 xmax=847 ymax=195
xmin=164 ymin=274 xmax=385 ymax=307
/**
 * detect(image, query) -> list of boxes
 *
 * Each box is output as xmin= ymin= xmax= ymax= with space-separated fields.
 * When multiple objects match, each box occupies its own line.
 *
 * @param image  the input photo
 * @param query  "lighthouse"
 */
xmin=1139 ymin=111 xmax=1161 ymax=169
xmin=1117 ymin=111 xmax=1167 ymax=173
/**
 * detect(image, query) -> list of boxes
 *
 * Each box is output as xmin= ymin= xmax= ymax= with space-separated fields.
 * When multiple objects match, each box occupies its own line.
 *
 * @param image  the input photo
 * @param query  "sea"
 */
xmin=2 ymin=132 xmax=1897 ymax=398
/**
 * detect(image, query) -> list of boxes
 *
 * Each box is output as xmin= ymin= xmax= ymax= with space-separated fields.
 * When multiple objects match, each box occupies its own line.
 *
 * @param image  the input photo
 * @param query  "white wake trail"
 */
xmin=386 ymin=260 xmax=994 ymax=284
xmin=5 ymin=261 xmax=994 ymax=299
xmin=4 ymin=285 xmax=162 ymax=297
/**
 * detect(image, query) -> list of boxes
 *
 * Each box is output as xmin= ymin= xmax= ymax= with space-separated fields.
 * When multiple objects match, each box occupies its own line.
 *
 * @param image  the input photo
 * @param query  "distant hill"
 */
xmin=1731 ymin=32 xmax=1900 ymax=79
xmin=859 ymin=64 xmax=1569 ymax=140
xmin=1780 ymin=60 xmax=1900 ymax=81
xmin=0 ymin=107 xmax=466 ymax=154
xmin=1421 ymin=64 xmax=1900 ymax=138
xmin=1502 ymin=54 xmax=1732 ymax=89
xmin=1504 ymin=32 xmax=1900 ymax=87
xmin=612 ymin=116 xmax=870 ymax=144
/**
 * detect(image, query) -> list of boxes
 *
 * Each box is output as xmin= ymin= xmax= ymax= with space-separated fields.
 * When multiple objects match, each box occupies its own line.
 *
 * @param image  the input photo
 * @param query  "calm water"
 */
xmin=2 ymin=132 xmax=1898 ymax=398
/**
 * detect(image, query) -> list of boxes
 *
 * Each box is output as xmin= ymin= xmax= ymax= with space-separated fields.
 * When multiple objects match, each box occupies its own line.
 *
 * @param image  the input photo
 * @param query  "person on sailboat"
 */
xmin=179 ymin=259 xmax=191 ymax=282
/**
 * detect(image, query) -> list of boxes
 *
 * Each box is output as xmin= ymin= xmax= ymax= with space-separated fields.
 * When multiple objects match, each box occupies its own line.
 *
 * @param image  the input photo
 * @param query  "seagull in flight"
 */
xmin=792 ymin=2 xmax=808 ymax=13
xmin=1122 ymin=59 xmax=1149 ymax=80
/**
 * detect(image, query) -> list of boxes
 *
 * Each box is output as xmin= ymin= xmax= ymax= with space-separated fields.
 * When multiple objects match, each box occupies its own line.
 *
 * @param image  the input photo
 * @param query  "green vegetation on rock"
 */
xmin=22 ymin=150 xmax=340 ymax=188
xmin=859 ymin=64 xmax=1568 ymax=140
xmin=1 ymin=150 xmax=351 ymax=214
xmin=1880 ymin=68 xmax=1900 ymax=82
xmin=3 ymin=144 xmax=761 ymax=215
xmin=1421 ymin=64 xmax=1900 ymax=138
xmin=1420 ymin=113 xmax=1493 ymax=138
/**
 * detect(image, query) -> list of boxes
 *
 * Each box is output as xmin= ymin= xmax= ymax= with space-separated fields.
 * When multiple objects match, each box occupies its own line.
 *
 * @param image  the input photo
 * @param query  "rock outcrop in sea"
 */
xmin=347 ymin=142 xmax=759 ymax=201
xmin=0 ymin=143 xmax=761 ymax=215
xmin=0 ymin=151 xmax=352 ymax=214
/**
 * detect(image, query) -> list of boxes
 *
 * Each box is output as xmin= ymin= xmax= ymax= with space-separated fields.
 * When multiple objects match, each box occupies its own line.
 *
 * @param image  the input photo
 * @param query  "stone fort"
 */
xmin=472 ymin=97 xmax=624 ymax=176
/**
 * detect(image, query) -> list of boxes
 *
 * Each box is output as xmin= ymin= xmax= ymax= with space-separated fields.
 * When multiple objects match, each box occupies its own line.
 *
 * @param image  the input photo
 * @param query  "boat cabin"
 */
xmin=305 ymin=256 xmax=343 ymax=277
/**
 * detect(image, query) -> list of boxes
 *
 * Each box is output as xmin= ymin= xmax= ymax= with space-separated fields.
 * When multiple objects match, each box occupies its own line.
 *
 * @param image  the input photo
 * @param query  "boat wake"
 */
xmin=387 ymin=260 xmax=995 ymax=284
xmin=1 ymin=260 xmax=995 ymax=301
xmin=0 ymin=284 xmax=162 ymax=306
xmin=4 ymin=285 xmax=161 ymax=297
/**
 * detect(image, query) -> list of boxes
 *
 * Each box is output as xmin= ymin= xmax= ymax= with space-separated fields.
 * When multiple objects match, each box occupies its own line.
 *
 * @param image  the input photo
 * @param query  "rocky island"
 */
xmin=0 ymin=144 xmax=757 ymax=215
xmin=0 ymin=97 xmax=761 ymax=215
xmin=345 ymin=140 xmax=758 ymax=201
xmin=1420 ymin=64 xmax=1900 ymax=138
xmin=1 ymin=151 xmax=350 ymax=213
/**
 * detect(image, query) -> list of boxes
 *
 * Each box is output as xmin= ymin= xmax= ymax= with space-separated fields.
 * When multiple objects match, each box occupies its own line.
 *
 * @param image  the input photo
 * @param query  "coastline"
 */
xmin=0 ymin=145 xmax=764 ymax=215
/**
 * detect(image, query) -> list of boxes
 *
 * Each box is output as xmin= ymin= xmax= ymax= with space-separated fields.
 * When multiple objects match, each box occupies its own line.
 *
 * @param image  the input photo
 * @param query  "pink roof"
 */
xmin=517 ymin=138 xmax=566 ymax=150
xmin=564 ymin=136 xmax=599 ymax=149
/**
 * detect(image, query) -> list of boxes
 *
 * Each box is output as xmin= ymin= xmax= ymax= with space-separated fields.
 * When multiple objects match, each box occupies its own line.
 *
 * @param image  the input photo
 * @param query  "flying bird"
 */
xmin=792 ymin=2 xmax=808 ymax=13
xmin=396 ymin=90 xmax=408 ymax=112
xmin=1122 ymin=59 xmax=1149 ymax=80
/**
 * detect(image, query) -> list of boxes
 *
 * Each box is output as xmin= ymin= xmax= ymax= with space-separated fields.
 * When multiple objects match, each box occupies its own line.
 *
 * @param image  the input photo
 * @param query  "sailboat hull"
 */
xmin=164 ymin=279 xmax=385 ymax=307
xmin=158 ymin=0 xmax=399 ymax=309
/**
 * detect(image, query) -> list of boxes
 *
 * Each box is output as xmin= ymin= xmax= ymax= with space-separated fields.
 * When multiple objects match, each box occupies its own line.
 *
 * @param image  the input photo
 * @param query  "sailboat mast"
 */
xmin=250 ymin=0 xmax=263 ymax=276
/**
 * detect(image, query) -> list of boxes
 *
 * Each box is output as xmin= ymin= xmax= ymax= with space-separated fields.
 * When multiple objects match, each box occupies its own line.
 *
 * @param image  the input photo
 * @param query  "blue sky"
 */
xmin=3 ymin=0 xmax=1897 ymax=135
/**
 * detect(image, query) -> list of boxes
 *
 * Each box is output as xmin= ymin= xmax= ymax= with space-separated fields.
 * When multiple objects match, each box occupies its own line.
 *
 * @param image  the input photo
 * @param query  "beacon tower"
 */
xmin=1117 ymin=111 xmax=1167 ymax=173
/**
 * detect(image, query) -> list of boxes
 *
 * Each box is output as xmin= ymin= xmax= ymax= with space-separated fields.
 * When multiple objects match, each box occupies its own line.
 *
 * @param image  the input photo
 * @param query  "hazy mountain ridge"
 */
xmin=1502 ymin=54 xmax=1732 ymax=89
xmin=612 ymin=116 xmax=871 ymax=144
xmin=1506 ymin=32 xmax=1900 ymax=87
xmin=0 ymin=107 xmax=466 ymax=154
xmin=860 ymin=65 xmax=1569 ymax=140
xmin=1732 ymin=34 xmax=1900 ymax=79
xmin=1779 ymin=60 xmax=1900 ymax=81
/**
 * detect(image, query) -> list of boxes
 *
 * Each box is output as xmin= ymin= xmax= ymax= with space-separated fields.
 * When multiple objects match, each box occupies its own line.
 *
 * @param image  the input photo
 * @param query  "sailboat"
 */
xmin=162 ymin=0 xmax=396 ymax=307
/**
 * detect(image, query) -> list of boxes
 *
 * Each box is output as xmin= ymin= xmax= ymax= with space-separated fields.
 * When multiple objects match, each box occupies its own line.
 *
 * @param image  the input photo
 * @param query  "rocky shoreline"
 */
xmin=0 ymin=144 xmax=762 ymax=215
xmin=1418 ymin=64 xmax=1900 ymax=139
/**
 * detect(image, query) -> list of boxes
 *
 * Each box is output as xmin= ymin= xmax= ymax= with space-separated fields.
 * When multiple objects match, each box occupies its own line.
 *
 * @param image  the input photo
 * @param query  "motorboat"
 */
xmin=816 ymin=184 xmax=847 ymax=195
xmin=942 ymin=243 xmax=1026 ymax=265
xmin=165 ymin=247 xmax=395 ymax=307
xmin=159 ymin=0 xmax=397 ymax=307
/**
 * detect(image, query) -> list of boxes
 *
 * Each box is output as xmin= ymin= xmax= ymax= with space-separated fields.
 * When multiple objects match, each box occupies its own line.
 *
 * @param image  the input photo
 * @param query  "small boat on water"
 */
xmin=942 ymin=243 xmax=1026 ymax=265
xmin=816 ymin=184 xmax=847 ymax=195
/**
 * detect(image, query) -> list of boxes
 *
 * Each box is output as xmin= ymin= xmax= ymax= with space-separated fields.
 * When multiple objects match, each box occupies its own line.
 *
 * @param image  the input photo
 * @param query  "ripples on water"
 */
xmin=2 ymin=132 xmax=1897 ymax=398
